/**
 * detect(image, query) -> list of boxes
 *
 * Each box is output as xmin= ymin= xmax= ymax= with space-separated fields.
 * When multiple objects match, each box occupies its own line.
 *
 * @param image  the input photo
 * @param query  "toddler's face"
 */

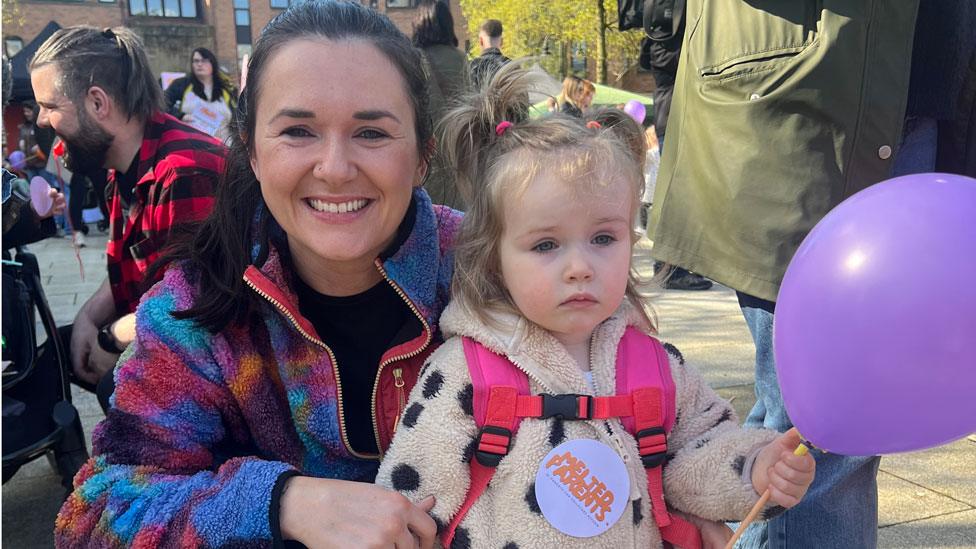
xmin=498 ymin=172 xmax=634 ymax=349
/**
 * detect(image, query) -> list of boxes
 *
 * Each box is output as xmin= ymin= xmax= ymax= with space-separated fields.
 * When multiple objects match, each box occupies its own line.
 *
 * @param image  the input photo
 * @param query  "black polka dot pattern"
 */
xmin=662 ymin=342 xmax=685 ymax=365
xmin=525 ymin=484 xmax=541 ymax=514
xmin=422 ymin=370 xmax=445 ymax=399
xmin=632 ymin=498 xmax=643 ymax=525
xmin=390 ymin=463 xmax=420 ymax=492
xmin=732 ymin=455 xmax=746 ymax=476
xmin=462 ymin=436 xmax=478 ymax=463
xmin=503 ymin=543 xmax=519 ymax=549
xmin=402 ymin=402 xmax=424 ymax=428
xmin=458 ymin=384 xmax=474 ymax=416
xmin=433 ymin=515 xmax=446 ymax=535
xmin=549 ymin=418 xmax=566 ymax=447
xmin=695 ymin=437 xmax=711 ymax=449
xmin=451 ymin=526 xmax=471 ymax=549
xmin=710 ymin=409 xmax=733 ymax=430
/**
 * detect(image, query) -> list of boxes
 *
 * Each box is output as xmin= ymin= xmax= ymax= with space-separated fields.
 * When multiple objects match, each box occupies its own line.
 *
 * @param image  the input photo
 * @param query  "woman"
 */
xmin=164 ymin=47 xmax=237 ymax=140
xmin=557 ymin=74 xmax=595 ymax=117
xmin=411 ymin=0 xmax=469 ymax=209
xmin=55 ymin=2 xmax=458 ymax=547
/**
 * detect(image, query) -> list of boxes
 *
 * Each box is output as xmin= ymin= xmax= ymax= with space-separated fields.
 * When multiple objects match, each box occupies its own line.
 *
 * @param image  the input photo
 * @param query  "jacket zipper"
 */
xmin=392 ymin=367 xmax=406 ymax=434
xmin=244 ymin=276 xmax=377 ymax=460
xmin=371 ymin=260 xmax=433 ymax=458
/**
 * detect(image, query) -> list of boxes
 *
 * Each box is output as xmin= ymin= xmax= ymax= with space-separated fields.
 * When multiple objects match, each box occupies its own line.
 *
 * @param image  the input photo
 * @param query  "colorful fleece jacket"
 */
xmin=55 ymin=189 xmax=462 ymax=548
xmin=376 ymin=302 xmax=781 ymax=548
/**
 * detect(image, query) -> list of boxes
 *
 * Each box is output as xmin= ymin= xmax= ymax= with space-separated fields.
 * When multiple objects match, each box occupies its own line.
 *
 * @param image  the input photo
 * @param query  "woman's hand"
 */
xmin=751 ymin=428 xmax=816 ymax=509
xmin=279 ymin=476 xmax=437 ymax=549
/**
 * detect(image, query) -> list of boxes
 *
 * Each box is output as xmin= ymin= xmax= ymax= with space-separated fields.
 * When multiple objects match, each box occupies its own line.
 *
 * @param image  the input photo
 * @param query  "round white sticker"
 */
xmin=535 ymin=438 xmax=630 ymax=538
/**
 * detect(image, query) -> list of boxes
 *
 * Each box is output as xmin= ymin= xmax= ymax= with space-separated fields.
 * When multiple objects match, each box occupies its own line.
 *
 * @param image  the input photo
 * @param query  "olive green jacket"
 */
xmin=648 ymin=0 xmax=919 ymax=302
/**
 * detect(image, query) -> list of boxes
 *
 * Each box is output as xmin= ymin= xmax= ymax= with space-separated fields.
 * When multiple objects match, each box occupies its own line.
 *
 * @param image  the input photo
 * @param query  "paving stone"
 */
xmin=878 ymin=508 xmax=976 ymax=548
xmin=877 ymin=470 xmax=972 ymax=527
xmin=880 ymin=438 xmax=976 ymax=507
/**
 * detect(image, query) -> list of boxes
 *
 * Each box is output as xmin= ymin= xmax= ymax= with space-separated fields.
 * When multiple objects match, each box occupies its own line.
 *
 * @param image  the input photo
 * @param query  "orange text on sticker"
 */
xmin=546 ymin=451 xmax=615 ymax=522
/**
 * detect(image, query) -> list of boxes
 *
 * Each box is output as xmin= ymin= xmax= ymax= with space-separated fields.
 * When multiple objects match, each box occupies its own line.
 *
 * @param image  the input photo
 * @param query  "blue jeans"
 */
xmin=735 ymin=296 xmax=880 ymax=548
xmin=891 ymin=116 xmax=937 ymax=176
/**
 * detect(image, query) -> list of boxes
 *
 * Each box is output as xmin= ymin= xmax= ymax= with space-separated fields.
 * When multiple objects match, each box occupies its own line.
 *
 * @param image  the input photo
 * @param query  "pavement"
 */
xmin=3 ymin=232 xmax=974 ymax=548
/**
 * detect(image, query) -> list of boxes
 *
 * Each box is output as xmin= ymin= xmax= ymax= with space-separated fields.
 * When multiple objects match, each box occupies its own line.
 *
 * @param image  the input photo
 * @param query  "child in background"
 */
xmin=376 ymin=63 xmax=815 ymax=548
xmin=641 ymin=125 xmax=660 ymax=230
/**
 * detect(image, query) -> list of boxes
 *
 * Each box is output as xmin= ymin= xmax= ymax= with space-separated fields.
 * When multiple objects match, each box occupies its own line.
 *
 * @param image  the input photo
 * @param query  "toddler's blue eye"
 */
xmin=533 ymin=241 xmax=557 ymax=252
xmin=593 ymin=234 xmax=615 ymax=245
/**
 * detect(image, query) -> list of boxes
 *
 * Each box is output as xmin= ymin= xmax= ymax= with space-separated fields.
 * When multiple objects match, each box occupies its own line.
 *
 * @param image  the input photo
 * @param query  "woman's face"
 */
xmin=579 ymin=89 xmax=594 ymax=109
xmin=250 ymin=38 xmax=425 ymax=294
xmin=191 ymin=52 xmax=213 ymax=79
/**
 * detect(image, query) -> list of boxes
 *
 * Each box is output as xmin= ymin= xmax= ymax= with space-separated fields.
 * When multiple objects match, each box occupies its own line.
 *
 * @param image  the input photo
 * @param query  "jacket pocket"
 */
xmin=688 ymin=0 xmax=822 ymax=83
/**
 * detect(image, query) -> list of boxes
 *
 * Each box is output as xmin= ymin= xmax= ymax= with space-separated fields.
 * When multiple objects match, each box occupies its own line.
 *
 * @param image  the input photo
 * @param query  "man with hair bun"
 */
xmin=30 ymin=26 xmax=225 ymax=411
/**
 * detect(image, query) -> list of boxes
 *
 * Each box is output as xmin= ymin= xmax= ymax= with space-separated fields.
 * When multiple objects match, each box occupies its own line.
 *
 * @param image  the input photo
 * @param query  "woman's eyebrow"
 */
xmin=269 ymin=108 xmax=315 ymax=123
xmin=353 ymin=109 xmax=401 ymax=123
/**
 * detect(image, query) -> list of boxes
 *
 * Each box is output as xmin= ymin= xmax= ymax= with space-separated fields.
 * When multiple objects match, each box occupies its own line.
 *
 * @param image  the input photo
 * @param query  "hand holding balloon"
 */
xmin=750 ymin=429 xmax=815 ymax=509
xmin=29 ymin=176 xmax=65 ymax=218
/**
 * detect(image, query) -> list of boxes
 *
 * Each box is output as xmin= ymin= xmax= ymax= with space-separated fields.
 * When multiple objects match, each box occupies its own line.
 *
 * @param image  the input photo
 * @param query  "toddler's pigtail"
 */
xmin=437 ymin=60 xmax=542 ymax=205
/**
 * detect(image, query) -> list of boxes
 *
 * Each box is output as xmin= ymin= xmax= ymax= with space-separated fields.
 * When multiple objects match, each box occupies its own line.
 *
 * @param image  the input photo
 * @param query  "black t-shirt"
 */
xmin=290 ymin=197 xmax=421 ymax=455
xmin=295 ymin=277 xmax=412 ymax=455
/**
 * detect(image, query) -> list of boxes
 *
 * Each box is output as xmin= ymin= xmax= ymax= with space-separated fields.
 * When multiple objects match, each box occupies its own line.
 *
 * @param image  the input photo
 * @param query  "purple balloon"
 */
xmin=8 ymin=150 xmax=26 ymax=170
xmin=775 ymin=173 xmax=976 ymax=456
xmin=623 ymin=100 xmax=646 ymax=125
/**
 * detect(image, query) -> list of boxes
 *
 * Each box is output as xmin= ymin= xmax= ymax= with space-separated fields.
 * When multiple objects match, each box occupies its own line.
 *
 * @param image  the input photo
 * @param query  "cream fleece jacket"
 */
xmin=376 ymin=302 xmax=780 ymax=548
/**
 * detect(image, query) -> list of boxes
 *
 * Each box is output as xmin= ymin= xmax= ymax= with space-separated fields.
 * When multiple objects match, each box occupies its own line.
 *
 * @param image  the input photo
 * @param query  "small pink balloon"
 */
xmin=623 ymin=100 xmax=646 ymax=125
xmin=29 ymin=176 xmax=53 ymax=216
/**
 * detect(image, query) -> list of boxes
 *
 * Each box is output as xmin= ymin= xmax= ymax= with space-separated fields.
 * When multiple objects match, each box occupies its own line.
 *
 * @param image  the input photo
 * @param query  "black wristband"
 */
xmin=97 ymin=324 xmax=125 ymax=354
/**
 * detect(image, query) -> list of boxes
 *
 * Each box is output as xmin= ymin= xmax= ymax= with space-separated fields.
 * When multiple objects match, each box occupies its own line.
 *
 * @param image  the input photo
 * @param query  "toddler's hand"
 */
xmin=751 ymin=428 xmax=815 ymax=509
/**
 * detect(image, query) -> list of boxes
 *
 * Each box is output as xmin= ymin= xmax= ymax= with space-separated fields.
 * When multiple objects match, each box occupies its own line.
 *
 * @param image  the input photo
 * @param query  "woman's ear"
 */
xmin=416 ymin=137 xmax=436 ymax=187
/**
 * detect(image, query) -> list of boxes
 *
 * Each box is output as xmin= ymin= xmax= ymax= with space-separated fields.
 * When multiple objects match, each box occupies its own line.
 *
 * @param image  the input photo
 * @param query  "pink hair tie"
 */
xmin=495 ymin=121 xmax=513 ymax=136
xmin=585 ymin=120 xmax=602 ymax=130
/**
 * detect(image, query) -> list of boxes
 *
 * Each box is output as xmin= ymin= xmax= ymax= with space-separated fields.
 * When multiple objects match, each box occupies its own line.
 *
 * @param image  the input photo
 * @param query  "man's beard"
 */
xmin=61 ymin=111 xmax=113 ymax=174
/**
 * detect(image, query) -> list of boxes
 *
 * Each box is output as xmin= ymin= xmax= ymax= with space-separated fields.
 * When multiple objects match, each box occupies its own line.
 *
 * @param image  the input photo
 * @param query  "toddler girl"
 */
xmin=377 ymin=63 xmax=814 ymax=548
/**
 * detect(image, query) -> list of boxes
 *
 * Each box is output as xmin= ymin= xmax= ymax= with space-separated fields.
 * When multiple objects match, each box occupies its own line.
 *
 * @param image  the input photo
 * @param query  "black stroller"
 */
xmin=2 ymin=248 xmax=89 ymax=491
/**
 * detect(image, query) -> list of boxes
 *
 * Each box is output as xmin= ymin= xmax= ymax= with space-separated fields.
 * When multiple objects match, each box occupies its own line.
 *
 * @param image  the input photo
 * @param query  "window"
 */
xmin=130 ymin=0 xmax=197 ymax=17
xmin=270 ymin=0 xmax=297 ymax=8
xmin=236 ymin=0 xmax=252 ymax=45
xmin=386 ymin=0 xmax=416 ymax=7
xmin=5 ymin=37 xmax=23 ymax=58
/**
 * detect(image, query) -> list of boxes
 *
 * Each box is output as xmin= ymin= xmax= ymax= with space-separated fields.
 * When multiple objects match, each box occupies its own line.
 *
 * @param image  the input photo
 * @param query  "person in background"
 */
xmin=30 ymin=26 xmax=224 ymax=412
xmin=557 ymin=75 xmax=595 ymax=117
xmin=470 ymin=19 xmax=510 ymax=90
xmin=164 ymin=47 xmax=237 ymax=141
xmin=648 ymin=2 xmax=919 ymax=547
xmin=412 ymin=0 xmax=469 ymax=210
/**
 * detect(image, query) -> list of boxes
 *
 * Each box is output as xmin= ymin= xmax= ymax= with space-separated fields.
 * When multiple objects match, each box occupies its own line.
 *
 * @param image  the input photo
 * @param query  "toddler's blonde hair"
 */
xmin=439 ymin=61 xmax=655 ymax=331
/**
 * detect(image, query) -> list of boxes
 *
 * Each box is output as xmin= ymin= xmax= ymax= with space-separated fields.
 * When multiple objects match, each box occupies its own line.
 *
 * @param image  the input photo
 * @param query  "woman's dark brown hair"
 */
xmin=165 ymin=0 xmax=433 ymax=333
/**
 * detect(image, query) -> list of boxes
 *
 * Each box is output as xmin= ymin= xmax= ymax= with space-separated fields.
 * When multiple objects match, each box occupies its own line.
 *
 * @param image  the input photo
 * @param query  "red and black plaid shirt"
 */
xmin=106 ymin=112 xmax=225 ymax=315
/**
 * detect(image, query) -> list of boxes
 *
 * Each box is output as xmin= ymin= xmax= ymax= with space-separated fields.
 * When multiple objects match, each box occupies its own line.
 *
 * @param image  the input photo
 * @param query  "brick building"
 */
xmin=3 ymin=0 xmax=468 ymax=93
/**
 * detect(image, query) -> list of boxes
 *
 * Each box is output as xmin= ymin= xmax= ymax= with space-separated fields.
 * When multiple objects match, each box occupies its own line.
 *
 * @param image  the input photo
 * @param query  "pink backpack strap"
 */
xmin=442 ymin=337 xmax=530 ymax=547
xmin=617 ymin=327 xmax=701 ymax=549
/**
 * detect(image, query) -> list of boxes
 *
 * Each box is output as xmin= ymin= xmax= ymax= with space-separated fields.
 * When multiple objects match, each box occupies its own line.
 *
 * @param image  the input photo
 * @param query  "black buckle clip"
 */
xmin=637 ymin=426 xmax=668 ymax=468
xmin=475 ymin=425 xmax=512 ymax=467
xmin=541 ymin=394 xmax=591 ymax=420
